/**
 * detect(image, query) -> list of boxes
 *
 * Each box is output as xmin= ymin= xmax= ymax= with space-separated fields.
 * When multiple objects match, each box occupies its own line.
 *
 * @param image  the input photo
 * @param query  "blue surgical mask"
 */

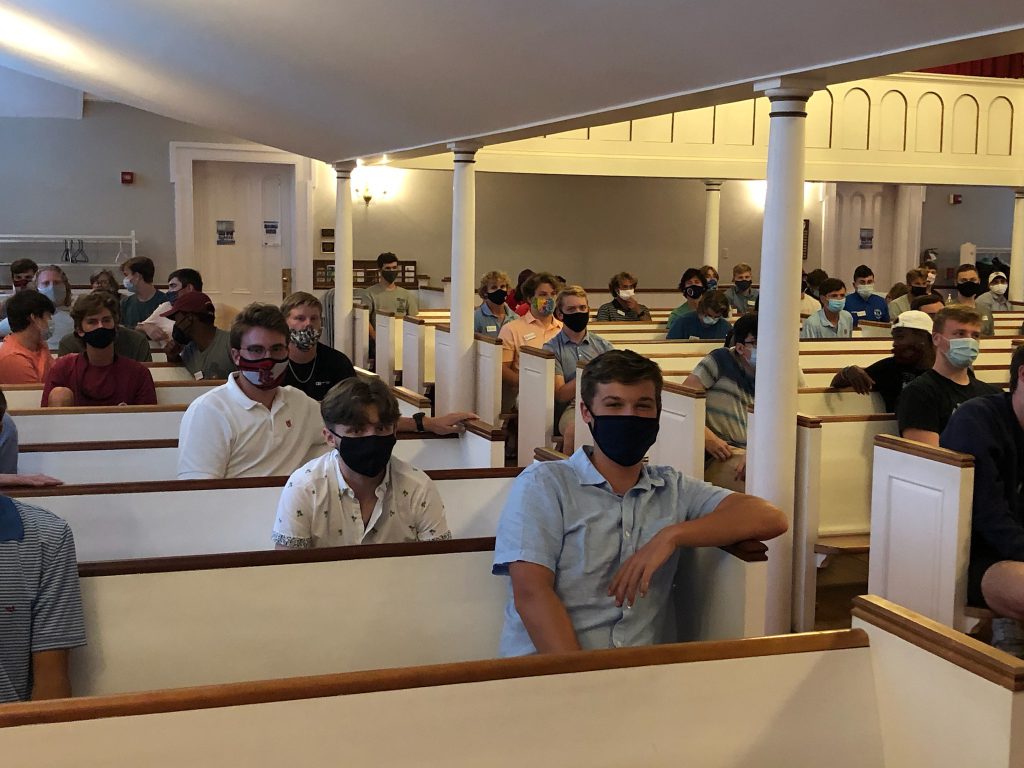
xmin=122 ymin=276 xmax=136 ymax=293
xmin=943 ymin=337 xmax=980 ymax=369
xmin=706 ymin=278 xmax=719 ymax=291
xmin=700 ymin=314 xmax=718 ymax=326
xmin=827 ymin=298 xmax=845 ymax=313
xmin=750 ymin=347 xmax=757 ymax=367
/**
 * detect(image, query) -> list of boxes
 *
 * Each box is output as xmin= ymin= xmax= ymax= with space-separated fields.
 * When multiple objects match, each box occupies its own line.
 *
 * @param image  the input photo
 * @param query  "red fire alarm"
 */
xmin=121 ymin=171 xmax=135 ymax=185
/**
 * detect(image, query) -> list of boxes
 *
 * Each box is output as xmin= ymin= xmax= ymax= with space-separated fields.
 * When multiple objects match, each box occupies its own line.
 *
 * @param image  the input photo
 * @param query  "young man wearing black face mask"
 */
xmin=473 ymin=270 xmax=514 ymax=338
xmin=544 ymin=286 xmax=613 ymax=453
xmin=177 ymin=303 xmax=326 ymax=480
xmin=949 ymin=263 xmax=994 ymax=335
xmin=667 ymin=268 xmax=707 ymax=331
xmin=162 ymin=291 xmax=235 ymax=380
xmin=492 ymin=349 xmax=786 ymax=655
xmin=366 ymin=252 xmax=418 ymax=342
xmin=724 ymin=262 xmax=758 ymax=316
xmin=42 ymin=292 xmax=157 ymax=407
xmin=888 ymin=267 xmax=932 ymax=319
xmin=272 ymin=377 xmax=449 ymax=548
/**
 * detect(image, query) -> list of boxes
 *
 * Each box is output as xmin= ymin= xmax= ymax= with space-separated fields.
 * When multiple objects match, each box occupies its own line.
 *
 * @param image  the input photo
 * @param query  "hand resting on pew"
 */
xmin=0 ymin=472 xmax=62 ymax=487
xmin=416 ymin=411 xmax=478 ymax=436
xmin=830 ymin=365 xmax=875 ymax=395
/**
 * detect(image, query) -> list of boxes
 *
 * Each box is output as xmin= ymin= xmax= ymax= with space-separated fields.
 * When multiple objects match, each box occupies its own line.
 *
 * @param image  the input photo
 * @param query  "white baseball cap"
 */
xmin=989 ymin=271 xmax=1008 ymax=283
xmin=893 ymin=310 xmax=933 ymax=334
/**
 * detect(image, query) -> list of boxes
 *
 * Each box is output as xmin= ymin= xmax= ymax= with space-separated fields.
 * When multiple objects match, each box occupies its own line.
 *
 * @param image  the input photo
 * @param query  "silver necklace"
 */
xmin=288 ymin=351 xmax=317 ymax=383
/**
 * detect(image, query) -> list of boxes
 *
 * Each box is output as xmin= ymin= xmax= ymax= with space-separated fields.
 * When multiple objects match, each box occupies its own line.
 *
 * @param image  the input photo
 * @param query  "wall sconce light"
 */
xmin=351 ymin=161 xmax=396 ymax=207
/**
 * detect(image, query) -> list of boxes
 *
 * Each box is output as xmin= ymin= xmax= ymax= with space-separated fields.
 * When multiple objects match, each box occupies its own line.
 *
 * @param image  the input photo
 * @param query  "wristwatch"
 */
xmin=413 ymin=412 xmax=427 ymax=433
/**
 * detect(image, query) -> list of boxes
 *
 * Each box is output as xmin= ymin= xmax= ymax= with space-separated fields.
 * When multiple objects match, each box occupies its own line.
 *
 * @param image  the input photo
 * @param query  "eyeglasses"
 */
xmin=241 ymin=344 xmax=288 ymax=357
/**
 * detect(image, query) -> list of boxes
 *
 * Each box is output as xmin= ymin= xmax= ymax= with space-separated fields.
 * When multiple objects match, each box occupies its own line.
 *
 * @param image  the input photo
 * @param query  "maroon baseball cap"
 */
xmin=162 ymin=291 xmax=215 ymax=318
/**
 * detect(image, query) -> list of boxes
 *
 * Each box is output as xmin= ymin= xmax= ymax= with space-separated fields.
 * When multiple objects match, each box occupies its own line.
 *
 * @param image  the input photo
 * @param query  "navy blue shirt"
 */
xmin=667 ymin=313 xmax=731 ymax=340
xmin=941 ymin=393 xmax=1024 ymax=608
xmin=844 ymin=292 xmax=889 ymax=324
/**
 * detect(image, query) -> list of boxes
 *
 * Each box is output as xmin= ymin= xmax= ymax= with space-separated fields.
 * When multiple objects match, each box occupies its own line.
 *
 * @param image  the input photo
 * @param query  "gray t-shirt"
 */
xmin=181 ymin=328 xmax=236 ymax=380
xmin=367 ymin=283 xmax=418 ymax=324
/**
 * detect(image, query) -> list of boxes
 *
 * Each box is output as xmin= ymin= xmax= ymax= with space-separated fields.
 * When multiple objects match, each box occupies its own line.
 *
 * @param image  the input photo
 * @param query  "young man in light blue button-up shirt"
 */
xmin=493 ymin=350 xmax=787 ymax=656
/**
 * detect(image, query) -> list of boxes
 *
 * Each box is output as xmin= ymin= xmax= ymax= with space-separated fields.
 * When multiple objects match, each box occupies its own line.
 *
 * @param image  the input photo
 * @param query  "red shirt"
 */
xmin=42 ymin=353 xmax=157 ymax=407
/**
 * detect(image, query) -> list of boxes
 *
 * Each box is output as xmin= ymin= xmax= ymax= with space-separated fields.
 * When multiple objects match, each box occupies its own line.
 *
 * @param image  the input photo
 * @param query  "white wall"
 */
xmin=920 ymin=185 xmax=1016 ymax=277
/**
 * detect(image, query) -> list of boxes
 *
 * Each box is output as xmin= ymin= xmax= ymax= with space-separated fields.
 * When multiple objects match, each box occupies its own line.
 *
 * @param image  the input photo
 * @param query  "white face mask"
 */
xmin=926 ymin=273 xmax=937 ymax=286
xmin=618 ymin=289 xmax=635 ymax=300
xmin=991 ymin=283 xmax=1008 ymax=296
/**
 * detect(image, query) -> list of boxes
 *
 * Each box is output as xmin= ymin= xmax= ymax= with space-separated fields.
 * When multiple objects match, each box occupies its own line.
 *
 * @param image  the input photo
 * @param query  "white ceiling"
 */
xmin=2 ymin=1 xmax=1024 ymax=162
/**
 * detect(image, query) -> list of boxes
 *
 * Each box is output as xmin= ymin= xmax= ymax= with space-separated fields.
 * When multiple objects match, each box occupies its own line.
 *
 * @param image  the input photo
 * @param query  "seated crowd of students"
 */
xmin=3 ymin=249 xmax=1024 ymax=707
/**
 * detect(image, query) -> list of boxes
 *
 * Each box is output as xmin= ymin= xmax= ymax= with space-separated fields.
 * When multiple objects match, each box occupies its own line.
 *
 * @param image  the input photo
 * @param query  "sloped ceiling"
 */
xmin=2 ymin=0 xmax=1024 ymax=162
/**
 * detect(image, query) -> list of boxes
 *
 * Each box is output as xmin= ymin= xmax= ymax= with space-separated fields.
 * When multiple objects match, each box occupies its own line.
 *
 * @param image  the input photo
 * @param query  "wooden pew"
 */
xmin=47 ymin=535 xmax=764 ymax=698
xmin=401 ymin=315 xmax=435 ymax=395
xmin=145 ymin=362 xmax=194 ymax=382
xmin=374 ymin=310 xmax=403 ymax=385
xmin=0 ymin=379 xmax=225 ymax=409
xmin=352 ymin=304 xmax=370 ymax=369
xmin=7 ymin=468 xmax=522 ymax=561
xmin=7 ymin=597 xmax=1022 ymax=768
xmin=14 ymin=423 xmax=506 ymax=480
xmin=796 ymin=388 xmax=885 ymax=416
xmin=869 ymin=435 xmax=976 ymax=631
xmin=10 ymin=404 xmax=187 ymax=443
xmin=791 ymin=412 xmax=898 ymax=632
xmin=475 ymin=333 xmax=504 ymax=425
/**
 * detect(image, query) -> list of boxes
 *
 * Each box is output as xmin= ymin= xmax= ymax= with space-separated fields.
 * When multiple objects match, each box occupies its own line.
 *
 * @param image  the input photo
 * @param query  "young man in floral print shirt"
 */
xmin=272 ymin=376 xmax=450 ymax=548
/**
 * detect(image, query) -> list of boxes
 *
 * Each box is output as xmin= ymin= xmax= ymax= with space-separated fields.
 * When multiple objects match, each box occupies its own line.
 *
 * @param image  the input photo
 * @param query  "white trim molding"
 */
xmin=168 ymin=142 xmax=316 ymax=292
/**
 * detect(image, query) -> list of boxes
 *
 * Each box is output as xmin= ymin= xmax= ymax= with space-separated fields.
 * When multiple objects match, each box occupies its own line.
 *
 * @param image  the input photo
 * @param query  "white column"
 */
xmin=332 ymin=161 xmax=357 ymax=356
xmin=703 ymin=180 xmax=724 ymax=269
xmin=748 ymin=78 xmax=817 ymax=635
xmin=441 ymin=142 xmax=483 ymax=415
xmin=1010 ymin=189 xmax=1024 ymax=304
xmin=891 ymin=185 xmax=926 ymax=290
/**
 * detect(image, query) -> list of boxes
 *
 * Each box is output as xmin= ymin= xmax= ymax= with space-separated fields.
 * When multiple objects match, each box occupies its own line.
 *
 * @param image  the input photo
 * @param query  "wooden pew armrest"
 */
xmin=814 ymin=534 xmax=870 ymax=555
xmin=719 ymin=539 xmax=768 ymax=563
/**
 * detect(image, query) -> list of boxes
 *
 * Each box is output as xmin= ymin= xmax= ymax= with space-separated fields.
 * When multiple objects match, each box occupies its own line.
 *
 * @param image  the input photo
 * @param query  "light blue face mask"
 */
xmin=827 ymin=298 xmax=846 ymax=313
xmin=700 ymin=314 xmax=718 ymax=326
xmin=749 ymin=346 xmax=757 ymax=367
xmin=944 ymin=337 xmax=980 ymax=369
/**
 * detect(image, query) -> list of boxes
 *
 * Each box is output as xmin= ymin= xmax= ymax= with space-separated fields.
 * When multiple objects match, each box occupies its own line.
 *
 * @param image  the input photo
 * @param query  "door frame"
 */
xmin=169 ymin=142 xmax=315 ymax=293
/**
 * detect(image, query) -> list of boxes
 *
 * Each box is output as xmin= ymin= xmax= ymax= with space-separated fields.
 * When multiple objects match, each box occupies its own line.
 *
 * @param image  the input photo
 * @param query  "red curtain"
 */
xmin=920 ymin=54 xmax=1024 ymax=79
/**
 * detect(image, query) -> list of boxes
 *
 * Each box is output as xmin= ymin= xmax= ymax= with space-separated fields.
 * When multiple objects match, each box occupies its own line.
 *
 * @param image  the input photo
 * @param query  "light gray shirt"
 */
xmin=181 ymin=328 xmax=236 ymax=380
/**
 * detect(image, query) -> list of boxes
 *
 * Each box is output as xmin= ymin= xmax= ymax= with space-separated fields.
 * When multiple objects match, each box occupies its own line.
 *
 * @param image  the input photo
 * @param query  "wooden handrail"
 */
xmin=78 ymin=537 xmax=498 ymax=578
xmin=873 ymin=434 xmax=975 ymax=468
xmin=0 ymin=628 xmax=866 ymax=728
xmin=464 ymin=419 xmax=505 ymax=440
xmin=520 ymin=345 xmax=556 ymax=360
xmin=9 ymin=404 xmax=187 ymax=416
xmin=391 ymin=385 xmax=431 ymax=409
xmin=533 ymin=446 xmax=569 ymax=462
xmin=5 ymin=468 xmax=522 ymax=498
xmin=852 ymin=595 xmax=1024 ymax=691
xmin=402 ymin=315 xmax=426 ymax=326
xmin=18 ymin=439 xmax=179 ymax=453
xmin=662 ymin=381 xmax=705 ymax=398
xmin=474 ymin=332 xmax=503 ymax=345
xmin=0 ymin=380 xmax=224 ymax=392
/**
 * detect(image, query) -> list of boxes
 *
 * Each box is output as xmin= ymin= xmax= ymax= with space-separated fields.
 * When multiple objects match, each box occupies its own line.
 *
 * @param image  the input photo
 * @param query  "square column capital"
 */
xmin=753 ymin=77 xmax=823 ymax=101
xmin=332 ymin=160 xmax=358 ymax=177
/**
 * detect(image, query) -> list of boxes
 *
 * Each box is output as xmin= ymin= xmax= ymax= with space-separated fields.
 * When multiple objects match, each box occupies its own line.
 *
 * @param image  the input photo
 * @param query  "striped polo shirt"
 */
xmin=0 ymin=497 xmax=86 ymax=703
xmin=691 ymin=347 xmax=756 ymax=449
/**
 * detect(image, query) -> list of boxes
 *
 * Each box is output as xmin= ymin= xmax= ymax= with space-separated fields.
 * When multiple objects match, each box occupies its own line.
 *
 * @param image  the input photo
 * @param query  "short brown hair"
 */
xmin=122 ymin=256 xmax=156 ymax=283
xmin=321 ymin=376 xmax=400 ymax=430
xmin=733 ymin=263 xmax=752 ymax=277
xmin=478 ymin=270 xmax=511 ymax=299
xmin=608 ymin=272 xmax=637 ymax=294
xmin=581 ymin=349 xmax=663 ymax=413
xmin=229 ymin=303 xmax=289 ymax=349
xmin=956 ymin=263 xmax=979 ymax=279
xmin=10 ymin=259 xmax=37 ymax=278
xmin=71 ymin=291 xmax=119 ymax=331
xmin=932 ymin=305 xmax=982 ymax=335
xmin=555 ymin=285 xmax=588 ymax=314
xmin=906 ymin=267 xmax=929 ymax=284
xmin=281 ymin=291 xmax=323 ymax=319
xmin=698 ymin=290 xmax=730 ymax=317
xmin=521 ymin=271 xmax=563 ymax=301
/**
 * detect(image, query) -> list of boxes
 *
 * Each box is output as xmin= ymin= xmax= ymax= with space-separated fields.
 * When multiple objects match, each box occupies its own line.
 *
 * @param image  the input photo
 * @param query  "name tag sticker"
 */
xmin=193 ymin=371 xmax=204 ymax=380
xmin=617 ymin=310 xmax=625 ymax=316
xmin=523 ymin=332 xmax=537 ymax=341
xmin=486 ymin=325 xmax=497 ymax=332
xmin=855 ymin=311 xmax=865 ymax=317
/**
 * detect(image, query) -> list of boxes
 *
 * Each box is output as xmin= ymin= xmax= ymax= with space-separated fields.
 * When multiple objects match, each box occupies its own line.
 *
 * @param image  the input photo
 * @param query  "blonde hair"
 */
xmin=34 ymin=264 xmax=73 ymax=308
xmin=281 ymin=291 xmax=322 ymax=318
xmin=555 ymin=285 xmax=588 ymax=314
xmin=733 ymin=263 xmax=753 ymax=277
xmin=478 ymin=270 xmax=511 ymax=299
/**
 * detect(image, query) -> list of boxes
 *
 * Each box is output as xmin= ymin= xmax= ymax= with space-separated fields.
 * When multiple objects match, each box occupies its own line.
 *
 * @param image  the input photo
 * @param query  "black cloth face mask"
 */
xmin=682 ymin=285 xmax=705 ymax=300
xmin=561 ymin=311 xmax=589 ymax=333
xmin=587 ymin=413 xmax=660 ymax=467
xmin=734 ymin=280 xmax=753 ymax=293
xmin=81 ymin=326 xmax=116 ymax=349
xmin=486 ymin=289 xmax=508 ymax=305
xmin=909 ymin=285 xmax=929 ymax=297
xmin=956 ymin=281 xmax=981 ymax=298
xmin=332 ymin=431 xmax=397 ymax=477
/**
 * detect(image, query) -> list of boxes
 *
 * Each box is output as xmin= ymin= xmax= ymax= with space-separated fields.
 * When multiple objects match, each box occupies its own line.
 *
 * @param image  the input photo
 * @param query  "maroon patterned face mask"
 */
xmin=237 ymin=356 xmax=289 ymax=389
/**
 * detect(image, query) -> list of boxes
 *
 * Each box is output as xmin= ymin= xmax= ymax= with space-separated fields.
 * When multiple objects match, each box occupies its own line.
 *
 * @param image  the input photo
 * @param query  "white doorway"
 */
xmin=169 ymin=142 xmax=315 ymax=298
xmin=191 ymin=160 xmax=293 ymax=307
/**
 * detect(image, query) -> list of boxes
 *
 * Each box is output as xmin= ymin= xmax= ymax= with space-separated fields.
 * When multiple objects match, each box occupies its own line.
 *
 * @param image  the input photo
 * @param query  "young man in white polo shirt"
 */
xmin=272 ymin=376 xmax=449 ymax=548
xmin=177 ymin=303 xmax=326 ymax=479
